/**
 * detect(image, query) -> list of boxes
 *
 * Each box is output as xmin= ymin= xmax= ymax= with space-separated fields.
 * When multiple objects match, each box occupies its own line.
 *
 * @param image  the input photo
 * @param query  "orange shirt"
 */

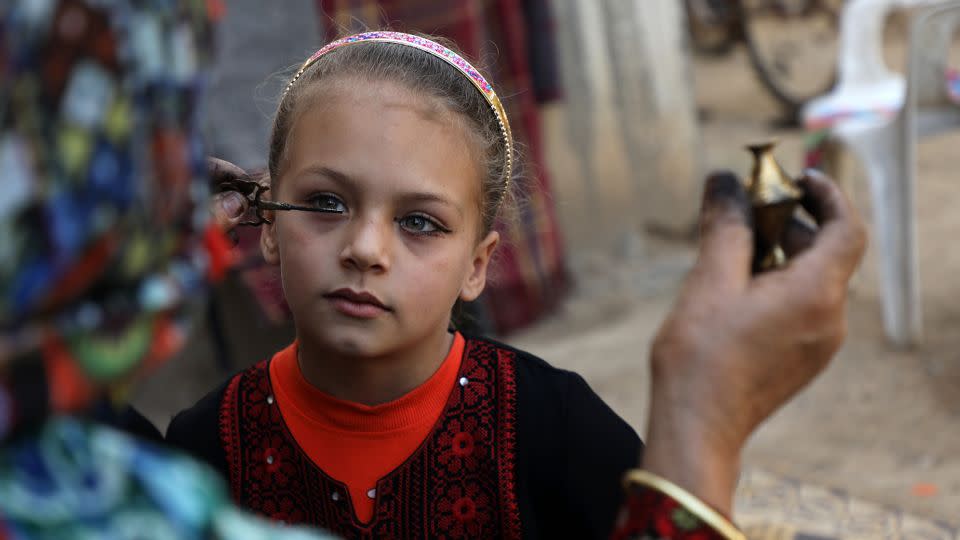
xmin=268 ymin=333 xmax=465 ymax=523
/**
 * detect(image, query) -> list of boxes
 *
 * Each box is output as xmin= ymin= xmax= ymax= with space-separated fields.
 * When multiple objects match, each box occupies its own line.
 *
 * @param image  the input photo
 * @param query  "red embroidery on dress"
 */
xmin=610 ymin=485 xmax=731 ymax=540
xmin=452 ymin=432 xmax=475 ymax=457
xmin=219 ymin=339 xmax=521 ymax=539
xmin=496 ymin=348 xmax=523 ymax=540
xmin=218 ymin=368 xmax=244 ymax=504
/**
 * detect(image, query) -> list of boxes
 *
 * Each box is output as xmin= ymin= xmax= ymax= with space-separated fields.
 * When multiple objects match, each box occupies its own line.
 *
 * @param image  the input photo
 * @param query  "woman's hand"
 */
xmin=643 ymin=170 xmax=867 ymax=515
xmin=207 ymin=157 xmax=250 ymax=231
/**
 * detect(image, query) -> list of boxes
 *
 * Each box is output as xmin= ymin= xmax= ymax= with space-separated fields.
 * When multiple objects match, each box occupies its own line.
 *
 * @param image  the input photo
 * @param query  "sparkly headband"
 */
xmin=283 ymin=31 xmax=514 ymax=190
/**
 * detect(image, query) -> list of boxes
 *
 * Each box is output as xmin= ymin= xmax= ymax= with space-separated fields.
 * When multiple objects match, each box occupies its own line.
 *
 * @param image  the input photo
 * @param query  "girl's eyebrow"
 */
xmin=396 ymin=192 xmax=463 ymax=218
xmin=296 ymin=165 xmax=353 ymax=187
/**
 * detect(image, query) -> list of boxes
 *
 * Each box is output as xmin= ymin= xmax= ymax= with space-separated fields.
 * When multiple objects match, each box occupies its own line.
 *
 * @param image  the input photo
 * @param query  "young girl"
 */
xmin=167 ymin=31 xmax=640 ymax=539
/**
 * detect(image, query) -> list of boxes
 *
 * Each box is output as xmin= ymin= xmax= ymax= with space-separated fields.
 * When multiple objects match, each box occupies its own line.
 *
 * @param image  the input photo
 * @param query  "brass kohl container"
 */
xmin=746 ymin=141 xmax=803 ymax=272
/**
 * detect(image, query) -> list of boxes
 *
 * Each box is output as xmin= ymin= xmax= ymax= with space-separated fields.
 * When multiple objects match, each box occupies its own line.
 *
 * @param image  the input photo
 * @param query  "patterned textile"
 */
xmin=521 ymin=0 xmax=562 ymax=103
xmin=219 ymin=339 xmax=522 ymax=539
xmin=611 ymin=472 xmax=742 ymax=540
xmin=611 ymin=488 xmax=733 ymax=539
xmin=805 ymin=69 xmax=960 ymax=133
xmin=947 ymin=68 xmax=960 ymax=103
xmin=803 ymin=129 xmax=833 ymax=171
xmin=1 ymin=2 xmax=334 ymax=538
xmin=804 ymin=68 xmax=960 ymax=170
xmin=0 ymin=417 xmax=334 ymax=539
xmin=266 ymin=0 xmax=569 ymax=333
xmin=233 ymin=227 xmax=292 ymax=324
xmin=0 ymin=0 xmax=232 ymax=436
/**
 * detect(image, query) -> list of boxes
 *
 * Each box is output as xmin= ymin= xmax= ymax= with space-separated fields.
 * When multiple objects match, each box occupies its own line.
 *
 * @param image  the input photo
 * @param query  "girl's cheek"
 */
xmin=277 ymin=229 xmax=333 ymax=273
xmin=279 ymin=218 xmax=339 ymax=250
xmin=419 ymin=255 xmax=467 ymax=297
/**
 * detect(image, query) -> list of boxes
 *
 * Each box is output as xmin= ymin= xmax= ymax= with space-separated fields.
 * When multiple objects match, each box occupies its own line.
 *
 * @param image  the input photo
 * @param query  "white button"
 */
xmin=331 ymin=491 xmax=341 ymax=501
xmin=367 ymin=488 xmax=377 ymax=499
xmin=459 ymin=377 xmax=469 ymax=387
xmin=267 ymin=395 xmax=275 ymax=405
xmin=266 ymin=455 xmax=274 ymax=465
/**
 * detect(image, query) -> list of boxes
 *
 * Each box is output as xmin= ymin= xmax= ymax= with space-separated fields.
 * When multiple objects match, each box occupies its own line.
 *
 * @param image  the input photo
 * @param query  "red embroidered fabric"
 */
xmin=268 ymin=334 xmax=465 ymax=523
xmin=610 ymin=485 xmax=730 ymax=540
xmin=219 ymin=339 xmax=522 ymax=539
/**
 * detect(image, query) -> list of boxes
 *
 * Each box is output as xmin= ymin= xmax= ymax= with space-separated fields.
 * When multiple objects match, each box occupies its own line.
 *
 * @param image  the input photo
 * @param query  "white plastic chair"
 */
xmin=803 ymin=0 xmax=960 ymax=347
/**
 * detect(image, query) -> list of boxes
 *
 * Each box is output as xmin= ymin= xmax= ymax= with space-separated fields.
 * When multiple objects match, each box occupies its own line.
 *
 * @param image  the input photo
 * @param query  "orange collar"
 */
xmin=269 ymin=333 xmax=465 ymax=434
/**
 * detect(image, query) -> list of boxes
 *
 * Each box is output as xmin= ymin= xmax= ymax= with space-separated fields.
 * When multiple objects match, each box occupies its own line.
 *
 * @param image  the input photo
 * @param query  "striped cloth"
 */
xmin=804 ymin=68 xmax=960 ymax=170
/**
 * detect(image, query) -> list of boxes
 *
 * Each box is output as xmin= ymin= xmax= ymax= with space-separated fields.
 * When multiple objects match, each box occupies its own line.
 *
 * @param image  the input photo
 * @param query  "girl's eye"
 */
xmin=307 ymin=194 xmax=347 ymax=213
xmin=397 ymin=214 xmax=447 ymax=235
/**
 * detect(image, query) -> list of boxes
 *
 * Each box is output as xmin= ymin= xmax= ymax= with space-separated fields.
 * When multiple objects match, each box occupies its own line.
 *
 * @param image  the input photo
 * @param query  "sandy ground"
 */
xmin=132 ymin=22 xmax=960 ymax=529
xmin=512 ymin=42 xmax=960 ymax=526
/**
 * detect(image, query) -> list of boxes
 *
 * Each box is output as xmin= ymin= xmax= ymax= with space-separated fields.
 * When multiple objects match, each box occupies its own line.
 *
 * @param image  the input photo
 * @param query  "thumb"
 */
xmin=211 ymin=191 xmax=248 ymax=230
xmin=692 ymin=172 xmax=753 ymax=295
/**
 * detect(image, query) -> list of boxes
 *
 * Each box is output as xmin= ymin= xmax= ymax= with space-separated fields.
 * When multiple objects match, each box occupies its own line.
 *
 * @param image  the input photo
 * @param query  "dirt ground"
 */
xmin=513 ymin=41 xmax=960 ymax=527
xmin=132 ymin=22 xmax=960 ymax=531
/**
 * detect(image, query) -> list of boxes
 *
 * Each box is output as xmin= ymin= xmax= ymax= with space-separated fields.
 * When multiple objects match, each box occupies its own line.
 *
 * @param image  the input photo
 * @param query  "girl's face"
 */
xmin=262 ymin=80 xmax=499 ymax=358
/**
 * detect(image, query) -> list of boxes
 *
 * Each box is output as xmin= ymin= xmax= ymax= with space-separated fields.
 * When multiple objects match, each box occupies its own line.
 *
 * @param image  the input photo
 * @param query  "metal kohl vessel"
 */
xmin=745 ymin=141 xmax=803 ymax=272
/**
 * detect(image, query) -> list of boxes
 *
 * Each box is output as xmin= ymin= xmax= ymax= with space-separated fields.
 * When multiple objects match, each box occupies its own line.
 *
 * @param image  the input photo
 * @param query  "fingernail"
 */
xmin=704 ymin=171 xmax=748 ymax=207
xmin=220 ymin=192 xmax=246 ymax=218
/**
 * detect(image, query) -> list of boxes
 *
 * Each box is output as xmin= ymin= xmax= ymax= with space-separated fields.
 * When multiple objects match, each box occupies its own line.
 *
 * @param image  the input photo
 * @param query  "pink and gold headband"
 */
xmin=283 ymin=31 xmax=514 ymax=189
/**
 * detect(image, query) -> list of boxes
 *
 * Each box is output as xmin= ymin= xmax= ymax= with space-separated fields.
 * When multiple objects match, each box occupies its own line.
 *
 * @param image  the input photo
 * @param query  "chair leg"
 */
xmin=819 ymin=138 xmax=846 ymax=193
xmin=841 ymin=120 xmax=921 ymax=347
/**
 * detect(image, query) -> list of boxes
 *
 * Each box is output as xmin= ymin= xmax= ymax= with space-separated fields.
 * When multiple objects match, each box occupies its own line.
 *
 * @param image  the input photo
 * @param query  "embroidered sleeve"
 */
xmin=610 ymin=470 xmax=746 ymax=540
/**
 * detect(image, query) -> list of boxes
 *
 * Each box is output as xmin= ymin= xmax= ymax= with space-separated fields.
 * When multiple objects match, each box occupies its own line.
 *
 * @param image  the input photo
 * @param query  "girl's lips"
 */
xmin=327 ymin=297 xmax=387 ymax=318
xmin=323 ymin=289 xmax=389 ymax=319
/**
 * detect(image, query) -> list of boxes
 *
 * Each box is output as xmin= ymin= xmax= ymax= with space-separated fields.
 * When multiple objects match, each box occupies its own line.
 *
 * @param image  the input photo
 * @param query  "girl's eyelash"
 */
xmin=398 ymin=213 xmax=451 ymax=236
xmin=306 ymin=193 xmax=348 ymax=212
xmin=296 ymin=195 xmax=449 ymax=235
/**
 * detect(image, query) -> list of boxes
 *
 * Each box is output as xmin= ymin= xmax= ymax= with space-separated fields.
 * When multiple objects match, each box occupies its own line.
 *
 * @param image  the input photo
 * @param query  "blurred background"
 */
xmin=131 ymin=1 xmax=960 ymax=537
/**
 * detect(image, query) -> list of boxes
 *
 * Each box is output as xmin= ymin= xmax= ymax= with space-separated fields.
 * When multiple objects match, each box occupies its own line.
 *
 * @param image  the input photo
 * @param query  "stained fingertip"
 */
xmin=206 ymin=156 xmax=247 ymax=184
xmin=704 ymin=171 xmax=749 ymax=208
xmin=782 ymin=216 xmax=817 ymax=257
xmin=693 ymin=172 xmax=755 ymax=291
xmin=796 ymin=170 xmax=844 ymax=223
xmin=797 ymin=169 xmax=830 ymax=197
xmin=701 ymin=171 xmax=751 ymax=230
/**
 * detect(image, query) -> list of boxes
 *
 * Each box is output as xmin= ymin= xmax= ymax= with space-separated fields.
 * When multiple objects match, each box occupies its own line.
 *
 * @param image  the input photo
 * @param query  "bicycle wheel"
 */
xmin=742 ymin=0 xmax=843 ymax=119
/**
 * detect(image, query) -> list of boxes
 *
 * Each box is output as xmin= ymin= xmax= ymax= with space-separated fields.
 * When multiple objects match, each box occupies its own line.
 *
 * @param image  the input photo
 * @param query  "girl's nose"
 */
xmin=339 ymin=216 xmax=391 ymax=273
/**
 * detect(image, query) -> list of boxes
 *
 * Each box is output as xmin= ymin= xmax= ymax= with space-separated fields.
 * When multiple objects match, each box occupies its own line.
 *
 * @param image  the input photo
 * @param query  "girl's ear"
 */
xmin=460 ymin=230 xmax=500 ymax=302
xmin=259 ymin=183 xmax=280 ymax=265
